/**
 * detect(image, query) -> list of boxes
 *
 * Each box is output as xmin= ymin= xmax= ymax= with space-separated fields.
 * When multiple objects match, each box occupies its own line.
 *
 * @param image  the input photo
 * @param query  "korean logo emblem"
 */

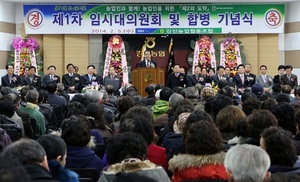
xmin=26 ymin=9 xmax=44 ymax=29
xmin=265 ymin=9 xmax=282 ymax=29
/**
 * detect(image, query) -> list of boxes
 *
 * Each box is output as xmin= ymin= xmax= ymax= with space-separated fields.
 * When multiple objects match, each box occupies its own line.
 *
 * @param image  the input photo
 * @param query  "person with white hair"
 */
xmin=224 ymin=144 xmax=271 ymax=182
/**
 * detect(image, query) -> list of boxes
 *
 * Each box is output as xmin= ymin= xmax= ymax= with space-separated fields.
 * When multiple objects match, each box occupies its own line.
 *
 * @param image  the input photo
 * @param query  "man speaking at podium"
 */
xmin=138 ymin=50 xmax=157 ymax=68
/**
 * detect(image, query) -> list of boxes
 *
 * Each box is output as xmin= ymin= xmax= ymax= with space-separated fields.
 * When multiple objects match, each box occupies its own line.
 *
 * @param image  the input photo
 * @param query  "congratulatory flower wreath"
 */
xmin=220 ymin=33 xmax=244 ymax=76
xmin=8 ymin=37 xmax=43 ymax=76
xmin=192 ymin=35 xmax=216 ymax=74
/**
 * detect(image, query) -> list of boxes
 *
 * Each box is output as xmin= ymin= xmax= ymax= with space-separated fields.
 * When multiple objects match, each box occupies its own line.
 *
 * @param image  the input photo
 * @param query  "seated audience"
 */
xmin=19 ymin=89 xmax=46 ymax=139
xmin=61 ymin=116 xmax=103 ymax=174
xmin=224 ymin=144 xmax=271 ymax=182
xmin=246 ymin=110 xmax=278 ymax=146
xmin=260 ymin=127 xmax=300 ymax=174
xmin=120 ymin=106 xmax=168 ymax=170
xmin=0 ymin=157 xmax=31 ymax=182
xmin=169 ymin=121 xmax=228 ymax=181
xmin=227 ymin=119 xmax=250 ymax=145
xmin=38 ymin=134 xmax=79 ymax=182
xmin=216 ymin=105 xmax=246 ymax=141
xmin=99 ymin=132 xmax=170 ymax=182
xmin=47 ymin=83 xmax=67 ymax=108
xmin=85 ymin=102 xmax=114 ymax=138
xmin=1 ymin=138 xmax=58 ymax=181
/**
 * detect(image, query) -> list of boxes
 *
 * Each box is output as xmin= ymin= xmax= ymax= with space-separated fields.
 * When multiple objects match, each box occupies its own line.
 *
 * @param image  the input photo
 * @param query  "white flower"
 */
xmin=75 ymin=77 xmax=79 ymax=81
xmin=92 ymin=76 xmax=96 ymax=81
xmin=12 ymin=77 xmax=17 ymax=82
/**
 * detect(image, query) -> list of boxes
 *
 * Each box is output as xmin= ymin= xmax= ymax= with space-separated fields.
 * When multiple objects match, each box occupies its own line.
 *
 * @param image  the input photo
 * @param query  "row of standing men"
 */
xmin=166 ymin=64 xmax=298 ymax=93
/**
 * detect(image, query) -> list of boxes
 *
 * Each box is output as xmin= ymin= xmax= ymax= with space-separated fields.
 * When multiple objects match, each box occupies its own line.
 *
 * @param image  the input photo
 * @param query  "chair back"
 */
xmin=29 ymin=117 xmax=40 ymax=140
xmin=50 ymin=104 xmax=64 ymax=128
xmin=70 ymin=168 xmax=99 ymax=182
xmin=0 ymin=123 xmax=21 ymax=141
xmin=0 ymin=115 xmax=22 ymax=141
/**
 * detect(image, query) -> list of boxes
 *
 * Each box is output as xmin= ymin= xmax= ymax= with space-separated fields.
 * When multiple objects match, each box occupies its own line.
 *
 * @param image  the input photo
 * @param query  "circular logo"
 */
xmin=265 ymin=9 xmax=282 ymax=29
xmin=26 ymin=9 xmax=44 ymax=29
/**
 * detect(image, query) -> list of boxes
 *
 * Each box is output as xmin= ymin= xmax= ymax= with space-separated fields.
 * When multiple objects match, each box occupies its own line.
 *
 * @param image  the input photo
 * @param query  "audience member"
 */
xmin=85 ymin=102 xmax=114 ymax=138
xmin=47 ymin=83 xmax=67 ymax=108
xmin=224 ymin=144 xmax=271 ymax=182
xmin=20 ymin=89 xmax=46 ymax=139
xmin=216 ymin=105 xmax=246 ymax=141
xmin=61 ymin=116 xmax=103 ymax=174
xmin=260 ymin=127 xmax=300 ymax=174
xmin=169 ymin=121 xmax=228 ymax=181
xmin=1 ymin=139 xmax=58 ymax=181
xmin=0 ymin=157 xmax=32 ymax=182
xmin=246 ymin=110 xmax=278 ymax=146
xmin=37 ymin=134 xmax=79 ymax=182
xmin=99 ymin=132 xmax=170 ymax=182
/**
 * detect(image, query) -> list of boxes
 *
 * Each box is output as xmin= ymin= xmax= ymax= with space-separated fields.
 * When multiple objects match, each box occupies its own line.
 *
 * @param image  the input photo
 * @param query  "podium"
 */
xmin=132 ymin=68 xmax=165 ymax=96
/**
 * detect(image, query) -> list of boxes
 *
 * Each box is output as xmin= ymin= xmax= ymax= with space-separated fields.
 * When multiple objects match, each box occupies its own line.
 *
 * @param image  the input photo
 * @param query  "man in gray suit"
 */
xmin=255 ymin=65 xmax=273 ymax=93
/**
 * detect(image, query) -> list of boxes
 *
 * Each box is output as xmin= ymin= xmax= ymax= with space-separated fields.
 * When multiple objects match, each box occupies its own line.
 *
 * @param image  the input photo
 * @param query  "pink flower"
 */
xmin=12 ymin=37 xmax=25 ymax=51
xmin=26 ymin=37 xmax=38 ymax=51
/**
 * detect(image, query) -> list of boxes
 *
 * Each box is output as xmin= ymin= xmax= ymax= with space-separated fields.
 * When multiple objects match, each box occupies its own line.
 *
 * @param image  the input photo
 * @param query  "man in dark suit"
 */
xmin=1 ymin=64 xmax=21 ymax=88
xmin=212 ymin=65 xmax=229 ymax=85
xmin=244 ymin=63 xmax=256 ymax=87
xmin=189 ymin=66 xmax=206 ymax=86
xmin=138 ymin=50 xmax=157 ymax=68
xmin=20 ymin=66 xmax=30 ymax=85
xmin=273 ymin=65 xmax=285 ymax=85
xmin=22 ymin=66 xmax=41 ymax=90
xmin=166 ymin=64 xmax=190 ymax=89
xmin=81 ymin=64 xmax=103 ymax=89
xmin=282 ymin=65 xmax=298 ymax=89
xmin=62 ymin=63 xmax=81 ymax=93
xmin=46 ymin=82 xmax=67 ymax=108
xmin=233 ymin=64 xmax=248 ymax=94
xmin=41 ymin=65 xmax=60 ymax=89
xmin=104 ymin=67 xmax=121 ymax=92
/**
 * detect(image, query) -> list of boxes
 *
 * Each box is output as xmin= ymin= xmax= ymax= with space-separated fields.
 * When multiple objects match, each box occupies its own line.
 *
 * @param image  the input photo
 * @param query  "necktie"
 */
xmin=147 ymin=61 xmax=150 ymax=68
xmin=111 ymin=75 xmax=114 ymax=79
xmin=279 ymin=76 xmax=281 ymax=83
xmin=241 ymin=75 xmax=244 ymax=85
xmin=89 ymin=75 xmax=92 ymax=82
xmin=50 ymin=75 xmax=53 ymax=81
xmin=288 ymin=75 xmax=291 ymax=82
xmin=263 ymin=75 xmax=266 ymax=83
xmin=9 ymin=76 xmax=12 ymax=84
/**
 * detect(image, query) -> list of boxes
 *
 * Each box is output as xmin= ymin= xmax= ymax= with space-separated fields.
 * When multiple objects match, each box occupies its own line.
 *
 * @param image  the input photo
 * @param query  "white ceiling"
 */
xmin=3 ymin=0 xmax=298 ymax=3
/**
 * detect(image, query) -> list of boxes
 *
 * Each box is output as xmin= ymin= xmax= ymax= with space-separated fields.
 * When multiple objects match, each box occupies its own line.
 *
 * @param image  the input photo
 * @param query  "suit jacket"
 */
xmin=22 ymin=75 xmax=41 ymax=90
xmin=41 ymin=74 xmax=60 ymax=88
xmin=81 ymin=74 xmax=103 ymax=88
xmin=104 ymin=75 xmax=122 ymax=91
xmin=233 ymin=73 xmax=249 ymax=89
xmin=1 ymin=74 xmax=21 ymax=88
xmin=212 ymin=74 xmax=229 ymax=84
xmin=48 ymin=93 xmax=67 ymax=108
xmin=166 ymin=73 xmax=190 ymax=89
xmin=282 ymin=74 xmax=298 ymax=88
xmin=189 ymin=74 xmax=206 ymax=86
xmin=138 ymin=59 xmax=157 ymax=68
xmin=273 ymin=74 xmax=283 ymax=85
xmin=62 ymin=73 xmax=81 ymax=93
xmin=255 ymin=74 xmax=273 ymax=88
xmin=245 ymin=73 xmax=256 ymax=87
